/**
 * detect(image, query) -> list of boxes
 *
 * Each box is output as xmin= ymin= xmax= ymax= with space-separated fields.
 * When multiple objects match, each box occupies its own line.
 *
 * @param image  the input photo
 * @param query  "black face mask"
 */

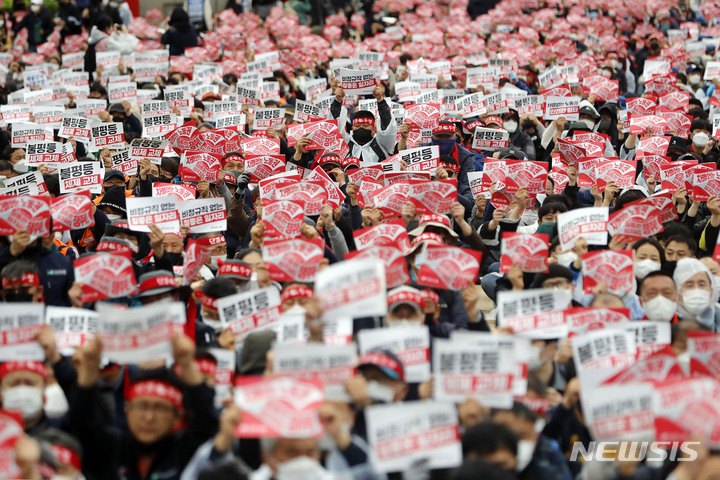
xmin=352 ymin=128 xmax=373 ymax=146
xmin=424 ymin=313 xmax=435 ymax=325
xmin=3 ymin=292 xmax=35 ymax=303
xmin=112 ymin=116 xmax=125 ymax=124
xmin=158 ymin=175 xmax=174 ymax=183
xmin=147 ymin=174 xmax=158 ymax=183
xmin=167 ymin=252 xmax=183 ymax=265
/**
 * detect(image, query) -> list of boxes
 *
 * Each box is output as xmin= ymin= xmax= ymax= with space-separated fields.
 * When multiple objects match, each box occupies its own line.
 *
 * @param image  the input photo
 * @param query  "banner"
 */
xmin=0 ymin=303 xmax=45 ymax=361
xmin=315 ymin=258 xmax=387 ymax=318
xmin=415 ymin=246 xmax=481 ymax=290
xmin=178 ymin=198 xmax=227 ymax=233
xmin=51 ymin=191 xmax=94 ymax=231
xmin=353 ymin=219 xmax=412 ymax=255
xmin=45 ymin=306 xmax=99 ymax=355
xmin=74 ymin=253 xmax=137 ymax=302
xmin=500 ymin=232 xmax=549 ymax=273
xmin=358 ymin=326 xmax=430 ymax=383
xmin=557 ymin=207 xmax=609 ymax=250
xmin=0 ymin=195 xmax=51 ymax=236
xmin=126 ymin=196 xmax=181 ymax=233
xmin=582 ymin=250 xmax=634 ymax=294
xmin=58 ymin=162 xmax=103 ymax=194
xmin=216 ymin=287 xmax=283 ymax=340
xmin=261 ymin=199 xmax=305 ymax=238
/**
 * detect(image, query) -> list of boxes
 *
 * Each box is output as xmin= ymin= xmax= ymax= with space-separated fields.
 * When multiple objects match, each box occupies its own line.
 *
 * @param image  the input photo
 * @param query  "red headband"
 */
xmin=420 ymin=214 xmax=451 ymax=227
xmin=359 ymin=352 xmax=404 ymax=380
xmin=387 ymin=289 xmax=425 ymax=309
xmin=139 ymin=275 xmax=176 ymax=293
xmin=432 ymin=123 xmax=456 ymax=135
xmin=51 ymin=444 xmax=82 ymax=471
xmin=2 ymin=272 xmax=39 ymax=288
xmin=441 ymin=161 xmax=459 ymax=172
xmin=317 ymin=155 xmax=342 ymax=167
xmin=218 ymin=262 xmax=252 ymax=279
xmin=97 ymin=240 xmax=135 ymax=257
xmin=222 ymin=155 xmax=244 ymax=167
xmin=353 ymin=117 xmax=375 ymax=126
xmin=195 ymin=358 xmax=218 ymax=377
xmin=412 ymin=232 xmax=444 ymax=248
xmin=196 ymin=291 xmax=218 ymax=311
xmin=224 ymin=173 xmax=238 ymax=184
xmin=281 ymin=286 xmax=314 ymax=304
xmin=342 ymin=157 xmax=360 ymax=168
xmin=485 ymin=116 xmax=504 ymax=127
xmin=421 ymin=289 xmax=439 ymax=306
xmin=200 ymin=235 xmax=226 ymax=247
xmin=127 ymin=380 xmax=183 ymax=410
xmin=0 ymin=361 xmax=47 ymax=380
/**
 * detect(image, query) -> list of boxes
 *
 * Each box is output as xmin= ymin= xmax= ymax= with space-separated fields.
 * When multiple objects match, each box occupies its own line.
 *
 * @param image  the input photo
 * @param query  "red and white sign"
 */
xmin=45 ymin=306 xmax=99 ymax=355
xmin=216 ymin=288 xmax=283 ymax=340
xmin=366 ymin=401 xmax=462 ymax=473
xmin=504 ymin=161 xmax=548 ymax=195
xmin=407 ymin=179 xmax=457 ymax=215
xmin=315 ymin=258 xmax=387 ymax=319
xmin=557 ymin=207 xmax=609 ymax=250
xmin=544 ymin=96 xmax=580 ymax=121
xmin=242 ymin=137 xmax=281 ymax=155
xmin=653 ymin=377 xmax=720 ymax=445
xmin=96 ymin=301 xmax=180 ymax=364
xmin=58 ymin=162 xmax=103 ymax=194
xmin=263 ymin=237 xmax=324 ymax=282
xmin=74 ymin=253 xmax=137 ymax=302
xmin=415 ymin=245 xmax=482 ymax=291
xmin=339 ymin=68 xmax=378 ymax=95
xmin=270 ymin=181 xmax=328 ymax=216
xmin=0 ymin=195 xmax=51 ymax=237
xmin=126 ymin=196 xmax=180 ymax=233
xmin=472 ymin=127 xmax=510 ymax=151
xmin=607 ymin=204 xmax=664 ymax=241
xmin=152 ymin=183 xmax=197 ymax=202
xmin=358 ymin=326 xmax=431 ymax=383
xmin=693 ymin=169 xmax=720 ymax=202
xmin=26 ymin=141 xmax=62 ymax=166
xmin=0 ymin=303 xmax=45 ymax=361
xmin=91 ymin=122 xmax=125 ymax=150
xmin=261 ymin=199 xmax=305 ymax=238
xmin=178 ymin=198 xmax=226 ymax=233
xmin=582 ymin=384 xmax=655 ymax=442
xmin=180 ymin=151 xmax=222 ymax=182
xmin=353 ymin=219 xmax=411 ymax=255
xmin=595 ymin=160 xmax=637 ymax=192
xmin=582 ymin=250 xmax=634 ymax=295
xmin=345 ymin=246 xmax=410 ymax=289
xmin=500 ymin=232 xmax=549 ymax=273
xmin=234 ymin=376 xmax=324 ymax=438
xmin=628 ymin=114 xmax=667 ymax=135
xmin=182 ymin=238 xmax=215 ymax=285
xmin=244 ymin=154 xmax=285 ymax=182
xmin=51 ymin=191 xmax=93 ymax=231
xmin=564 ymin=307 xmax=631 ymax=336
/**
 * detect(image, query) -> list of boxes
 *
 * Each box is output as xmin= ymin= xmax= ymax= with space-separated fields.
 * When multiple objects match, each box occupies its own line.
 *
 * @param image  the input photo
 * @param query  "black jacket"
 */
xmin=161 ymin=22 xmax=199 ymax=56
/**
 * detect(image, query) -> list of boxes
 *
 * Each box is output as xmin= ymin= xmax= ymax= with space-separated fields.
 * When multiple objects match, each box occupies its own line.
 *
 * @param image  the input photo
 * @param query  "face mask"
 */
xmin=3 ymin=291 xmax=35 ymax=303
xmin=693 ymin=132 xmax=709 ymax=148
xmin=167 ymin=252 xmax=183 ymax=265
xmin=580 ymin=119 xmax=596 ymax=130
xmin=30 ymin=5 xmax=40 ymax=12
xmin=209 ymin=255 xmax=225 ymax=268
xmin=612 ymin=59 xmax=623 ymax=70
xmin=276 ymin=456 xmax=326 ymax=480
xmin=366 ymin=380 xmax=396 ymax=403
xmin=352 ymin=128 xmax=373 ymax=146
xmin=431 ymin=138 xmax=456 ymax=156
xmin=635 ymin=259 xmax=661 ymax=280
xmin=682 ymin=289 xmax=712 ymax=316
xmin=112 ymin=116 xmax=125 ymax=124
xmin=555 ymin=251 xmax=577 ymax=268
xmin=527 ymin=344 xmax=543 ymax=370
xmin=504 ymin=120 xmax=518 ymax=133
xmin=44 ymin=383 xmax=69 ymax=419
xmin=284 ymin=304 xmax=307 ymax=316
xmin=589 ymin=10 xmax=598 ymax=18
xmin=13 ymin=159 xmax=28 ymax=174
xmin=105 ymin=213 xmax=121 ymax=221
xmin=158 ymin=175 xmax=174 ymax=183
xmin=2 ymin=386 xmax=43 ymax=421
xmin=689 ymin=75 xmax=701 ymax=85
xmin=643 ymin=295 xmax=677 ymax=322
xmin=600 ymin=69 xmax=612 ymax=77
xmin=201 ymin=316 xmax=223 ymax=332
xmin=516 ymin=440 xmax=535 ymax=471
xmin=387 ymin=319 xmax=421 ymax=328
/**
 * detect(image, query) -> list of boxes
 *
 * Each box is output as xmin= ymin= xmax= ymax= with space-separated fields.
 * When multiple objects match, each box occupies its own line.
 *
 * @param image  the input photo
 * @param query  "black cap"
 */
xmin=668 ymin=136 xmax=688 ymax=153
xmin=104 ymin=169 xmax=125 ymax=182
xmin=533 ymin=264 xmax=574 ymax=288
xmin=97 ymin=185 xmax=127 ymax=214
xmin=108 ymin=103 xmax=125 ymax=114
xmin=497 ymin=147 xmax=527 ymax=160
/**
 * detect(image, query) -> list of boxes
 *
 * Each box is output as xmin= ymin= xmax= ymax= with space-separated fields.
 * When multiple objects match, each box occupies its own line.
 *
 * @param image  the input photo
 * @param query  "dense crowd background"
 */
xmin=1 ymin=0 xmax=720 ymax=479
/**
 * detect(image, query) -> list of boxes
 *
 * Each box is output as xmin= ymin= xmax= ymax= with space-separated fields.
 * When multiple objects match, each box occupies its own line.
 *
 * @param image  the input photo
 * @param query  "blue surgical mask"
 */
xmin=431 ymin=138 xmax=456 ymax=156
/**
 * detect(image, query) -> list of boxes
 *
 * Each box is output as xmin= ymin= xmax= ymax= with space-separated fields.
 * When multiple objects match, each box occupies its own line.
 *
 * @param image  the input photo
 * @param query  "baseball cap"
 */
xmin=358 ymin=349 xmax=405 ymax=381
xmin=387 ymin=285 xmax=424 ymax=311
xmin=408 ymin=214 xmax=459 ymax=238
xmin=138 ymin=270 xmax=177 ymax=297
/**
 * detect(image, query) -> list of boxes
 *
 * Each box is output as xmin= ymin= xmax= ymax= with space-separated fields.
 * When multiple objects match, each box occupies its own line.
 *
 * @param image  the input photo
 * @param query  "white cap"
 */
xmin=673 ymin=257 xmax=714 ymax=291
xmin=31 ymin=0 xmax=43 ymax=6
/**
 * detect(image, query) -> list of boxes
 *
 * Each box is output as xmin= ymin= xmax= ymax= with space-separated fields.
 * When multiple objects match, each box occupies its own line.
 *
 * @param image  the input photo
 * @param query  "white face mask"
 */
xmin=580 ymin=119 xmax=596 ymax=130
xmin=516 ymin=439 xmax=536 ymax=471
xmin=387 ymin=319 xmax=421 ymax=328
xmin=105 ymin=213 xmax=121 ymax=221
xmin=284 ymin=304 xmax=306 ymax=316
xmin=689 ymin=74 xmax=701 ymax=85
xmin=643 ymin=295 xmax=677 ymax=322
xmin=202 ymin=316 xmax=223 ymax=332
xmin=30 ymin=4 xmax=40 ymax=12
xmin=365 ymin=380 xmax=396 ymax=403
xmin=13 ymin=159 xmax=28 ymax=174
xmin=504 ymin=120 xmax=518 ymax=133
xmin=555 ymin=251 xmax=577 ymax=268
xmin=600 ymin=69 xmax=612 ymax=77
xmin=693 ymin=132 xmax=710 ymax=148
xmin=209 ymin=255 xmax=225 ymax=268
xmin=2 ymin=386 xmax=44 ymax=421
xmin=44 ymin=383 xmax=69 ymax=419
xmin=612 ymin=59 xmax=623 ymax=70
xmin=527 ymin=344 xmax=543 ymax=370
xmin=634 ymin=259 xmax=661 ymax=280
xmin=682 ymin=289 xmax=712 ymax=316
xmin=277 ymin=456 xmax=327 ymax=480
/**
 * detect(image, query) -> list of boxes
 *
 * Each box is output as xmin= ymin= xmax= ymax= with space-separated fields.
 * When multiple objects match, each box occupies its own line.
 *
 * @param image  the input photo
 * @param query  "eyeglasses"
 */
xmin=542 ymin=279 xmax=571 ymax=289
